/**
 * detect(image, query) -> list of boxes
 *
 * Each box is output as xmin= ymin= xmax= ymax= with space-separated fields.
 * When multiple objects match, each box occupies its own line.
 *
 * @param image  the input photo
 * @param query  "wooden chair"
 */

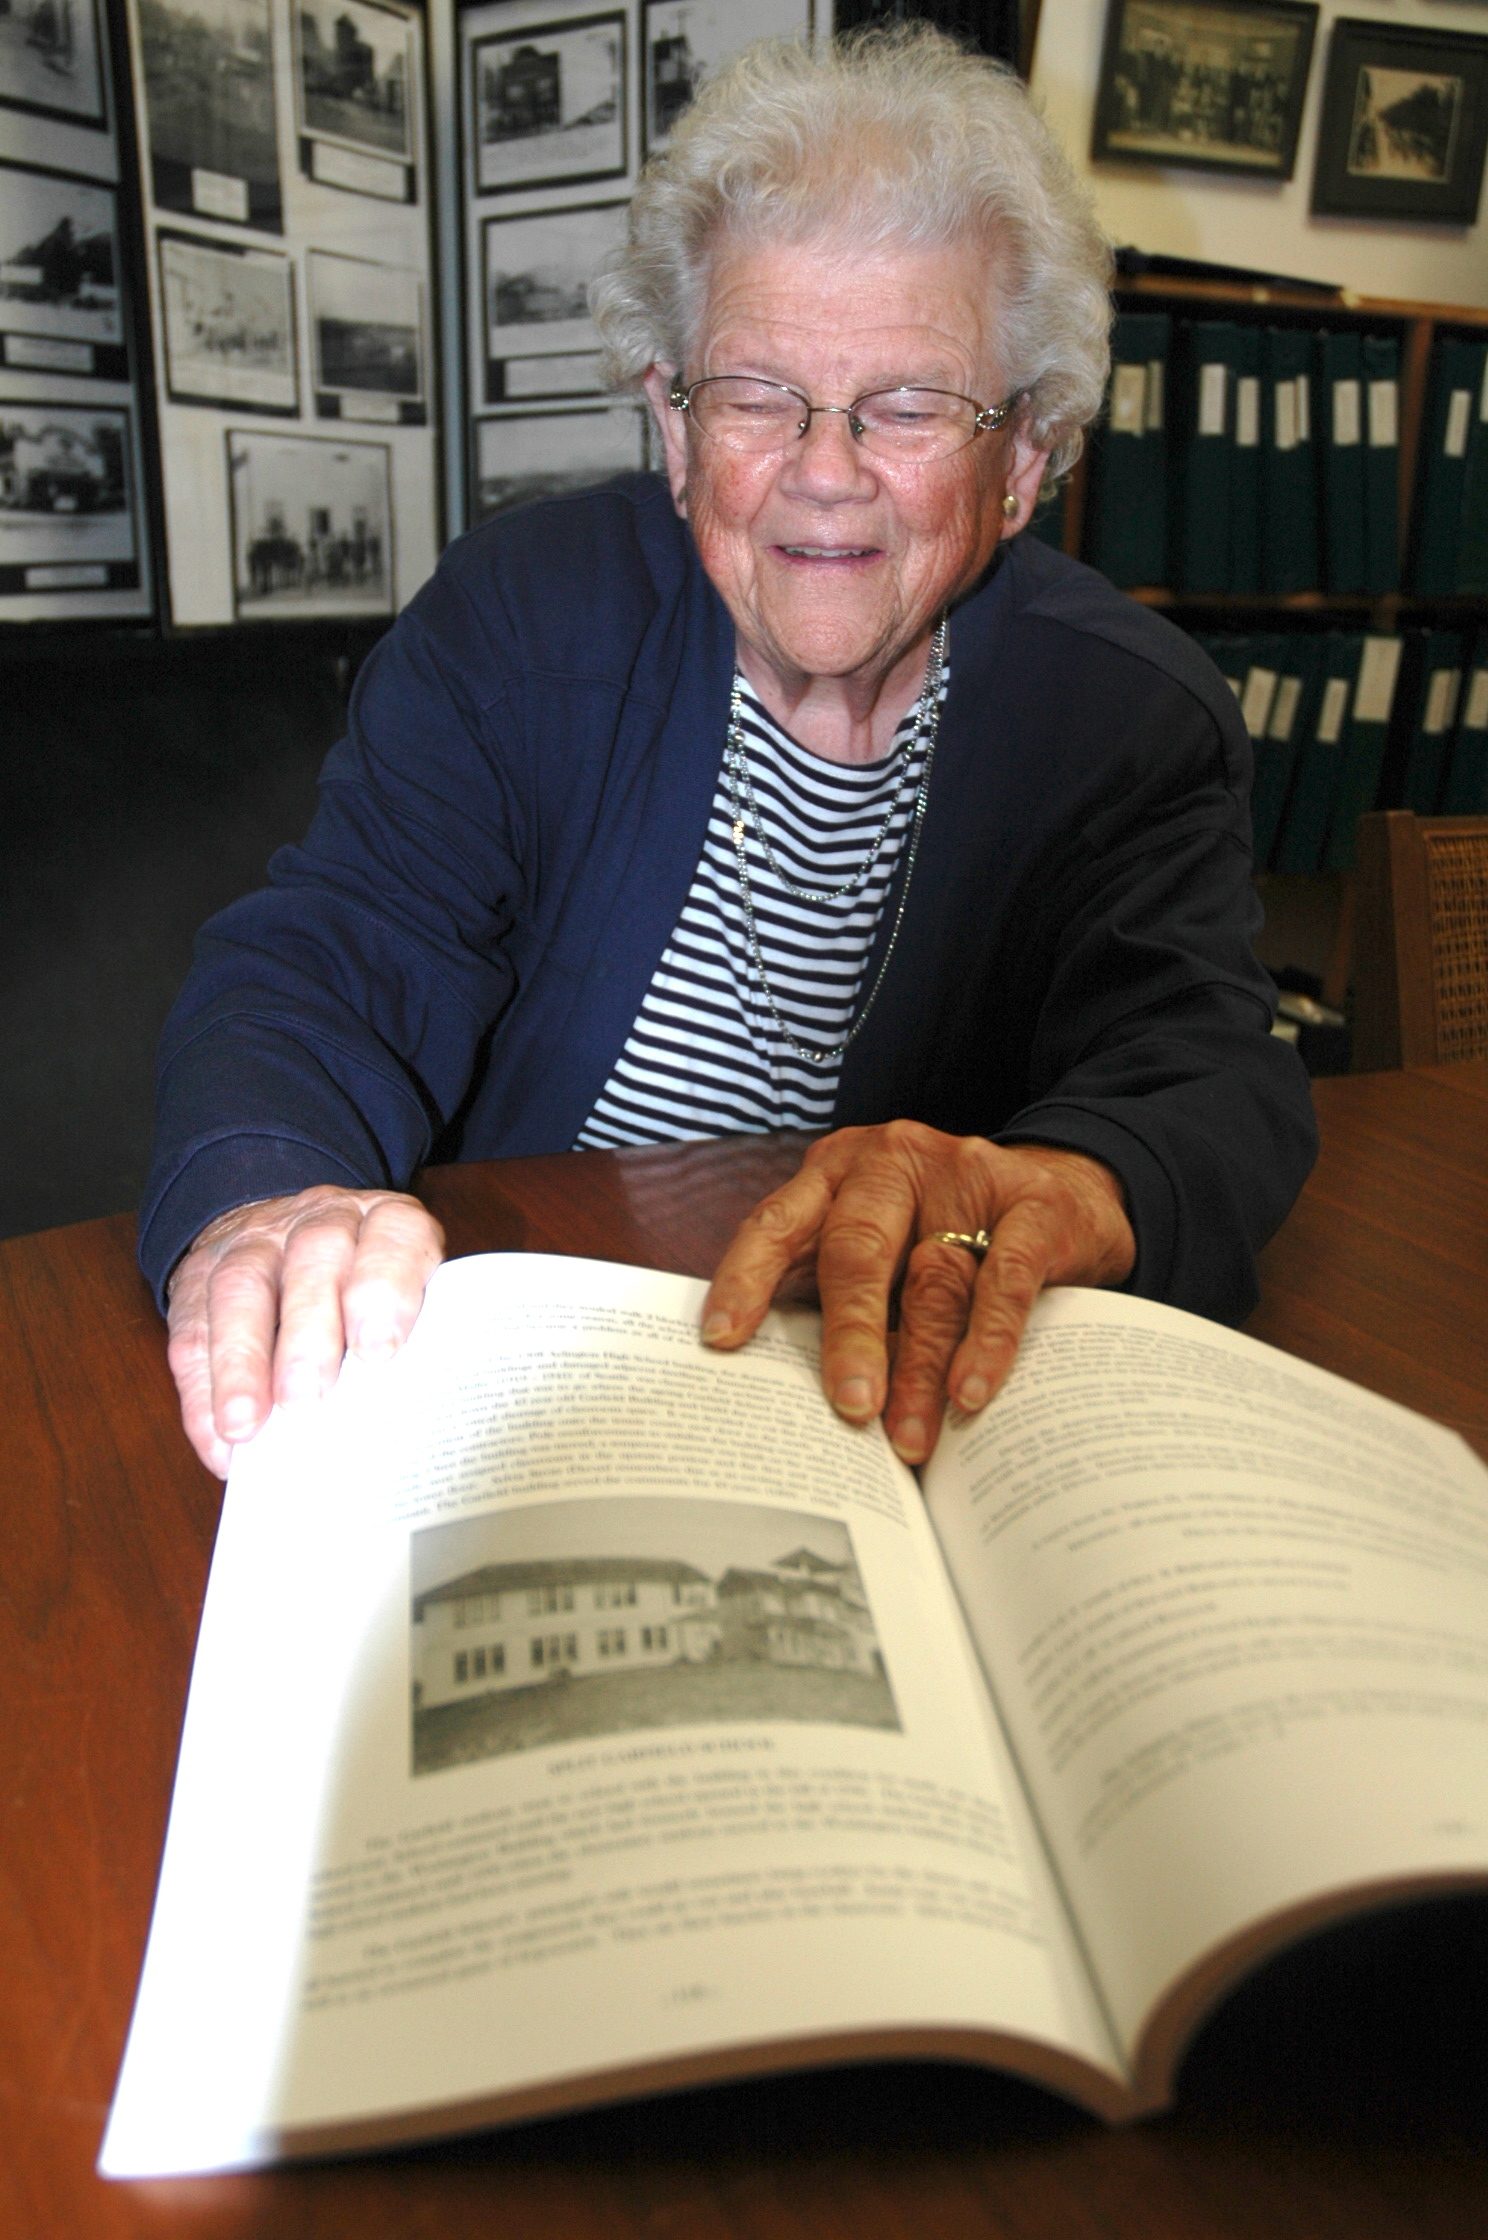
xmin=1352 ymin=812 xmax=1488 ymax=1070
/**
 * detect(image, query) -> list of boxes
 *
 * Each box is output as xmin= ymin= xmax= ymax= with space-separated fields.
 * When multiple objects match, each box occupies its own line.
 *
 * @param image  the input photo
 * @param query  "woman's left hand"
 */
xmin=702 ymin=1121 xmax=1136 ymax=1464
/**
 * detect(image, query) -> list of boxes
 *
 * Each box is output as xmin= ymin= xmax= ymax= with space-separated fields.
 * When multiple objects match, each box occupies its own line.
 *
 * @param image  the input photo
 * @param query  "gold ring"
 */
xmin=926 ymin=1229 xmax=993 ymax=1257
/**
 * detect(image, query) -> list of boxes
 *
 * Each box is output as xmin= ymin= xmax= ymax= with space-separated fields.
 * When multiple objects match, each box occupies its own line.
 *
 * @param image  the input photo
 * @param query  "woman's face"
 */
xmin=645 ymin=235 xmax=1048 ymax=709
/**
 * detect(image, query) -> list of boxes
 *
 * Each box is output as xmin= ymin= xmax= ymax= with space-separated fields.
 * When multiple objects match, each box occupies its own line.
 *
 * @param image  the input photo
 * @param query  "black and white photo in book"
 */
xmin=0 ymin=0 xmax=107 ymax=130
xmin=472 ymin=401 xmax=646 ymax=519
xmin=0 ymin=397 xmax=139 ymax=593
xmin=225 ymin=426 xmax=392 ymax=618
xmin=308 ymin=248 xmax=424 ymax=422
xmin=411 ymin=1501 xmax=896 ymax=1776
xmin=293 ymin=0 xmax=417 ymax=201
xmin=641 ymin=0 xmax=811 ymax=161
xmin=482 ymin=201 xmax=625 ymax=400
xmin=470 ymin=10 xmax=628 ymax=196
xmin=0 ymin=159 xmax=125 ymax=380
xmin=157 ymin=230 xmax=297 ymax=413
xmin=131 ymin=0 xmax=283 ymax=231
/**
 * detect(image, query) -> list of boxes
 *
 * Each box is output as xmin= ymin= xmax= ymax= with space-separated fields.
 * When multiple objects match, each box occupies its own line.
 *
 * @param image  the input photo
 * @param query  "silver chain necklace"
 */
xmin=725 ymin=617 xmax=948 ymax=1067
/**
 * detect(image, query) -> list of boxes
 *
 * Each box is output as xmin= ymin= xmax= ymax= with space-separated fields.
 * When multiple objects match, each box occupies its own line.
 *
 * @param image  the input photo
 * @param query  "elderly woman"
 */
xmin=148 ymin=26 xmax=1314 ymax=1477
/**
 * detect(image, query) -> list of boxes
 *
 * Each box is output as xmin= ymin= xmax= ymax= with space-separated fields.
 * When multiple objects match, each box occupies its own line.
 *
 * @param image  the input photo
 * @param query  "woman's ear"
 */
xmin=643 ymin=365 xmax=690 ymax=516
xmin=997 ymin=423 xmax=1052 ymax=542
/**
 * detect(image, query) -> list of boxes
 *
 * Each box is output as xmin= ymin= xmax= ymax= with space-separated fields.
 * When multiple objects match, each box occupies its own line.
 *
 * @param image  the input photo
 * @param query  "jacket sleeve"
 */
xmin=988 ymin=671 xmax=1317 ymax=1325
xmin=137 ymin=575 xmax=525 ymax=1309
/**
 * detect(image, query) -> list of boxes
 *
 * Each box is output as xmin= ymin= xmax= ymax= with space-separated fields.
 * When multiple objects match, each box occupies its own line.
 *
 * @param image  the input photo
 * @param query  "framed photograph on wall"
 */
xmin=131 ymin=0 xmax=283 ymax=232
xmin=641 ymin=0 xmax=811 ymax=161
xmin=308 ymin=249 xmax=425 ymax=423
xmin=1091 ymin=0 xmax=1318 ymax=179
xmin=470 ymin=12 xmax=627 ymax=196
xmin=1311 ymin=18 xmax=1488 ymax=224
xmin=481 ymin=201 xmax=626 ymax=398
xmin=471 ymin=402 xmax=647 ymax=520
xmin=0 ymin=0 xmax=107 ymax=131
xmin=157 ymin=230 xmax=297 ymax=413
xmin=0 ymin=398 xmax=140 ymax=595
xmin=225 ymin=427 xmax=394 ymax=620
xmin=0 ymin=160 xmax=126 ymax=382
xmin=294 ymin=0 xmax=418 ymax=202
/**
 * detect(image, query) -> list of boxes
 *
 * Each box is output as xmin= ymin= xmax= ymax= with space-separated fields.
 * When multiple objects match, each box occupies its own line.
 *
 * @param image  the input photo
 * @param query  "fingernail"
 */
xmin=353 ymin=1325 xmax=397 ymax=1362
xmin=221 ymin=1398 xmax=260 ymax=1437
xmin=891 ymin=1416 xmax=928 ymax=1462
xmin=701 ymin=1312 xmax=733 ymax=1344
xmin=957 ymin=1375 xmax=990 ymax=1412
xmin=834 ymin=1376 xmax=875 ymax=1420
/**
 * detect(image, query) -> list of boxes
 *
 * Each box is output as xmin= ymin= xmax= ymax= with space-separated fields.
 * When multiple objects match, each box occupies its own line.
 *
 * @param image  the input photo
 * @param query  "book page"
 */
xmin=101 ymin=1255 xmax=1118 ymax=2178
xmin=924 ymin=1290 xmax=1488 ymax=2074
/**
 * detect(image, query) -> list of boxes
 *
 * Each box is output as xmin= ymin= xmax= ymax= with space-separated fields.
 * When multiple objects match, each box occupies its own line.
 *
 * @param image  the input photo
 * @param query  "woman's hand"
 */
xmin=701 ymin=1122 xmax=1135 ymax=1464
xmin=166 ymin=1185 xmax=446 ymax=1477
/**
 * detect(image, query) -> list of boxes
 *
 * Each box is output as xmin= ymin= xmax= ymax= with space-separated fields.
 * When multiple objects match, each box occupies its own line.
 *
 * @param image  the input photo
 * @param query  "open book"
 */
xmin=101 ymin=1257 xmax=1488 ymax=2175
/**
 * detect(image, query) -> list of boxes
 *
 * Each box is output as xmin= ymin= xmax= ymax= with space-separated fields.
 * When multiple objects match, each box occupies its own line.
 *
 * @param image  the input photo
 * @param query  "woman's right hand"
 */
xmin=166 ymin=1185 xmax=446 ymax=1476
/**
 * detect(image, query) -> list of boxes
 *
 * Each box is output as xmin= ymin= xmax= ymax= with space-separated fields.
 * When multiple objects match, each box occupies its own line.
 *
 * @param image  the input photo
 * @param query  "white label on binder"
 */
xmin=1242 ymin=666 xmax=1278 ymax=735
xmin=1269 ymin=675 xmax=1303 ymax=740
xmin=1275 ymin=383 xmax=1297 ymax=452
xmin=1146 ymin=360 xmax=1165 ymax=431
xmin=1368 ymin=380 xmax=1398 ymax=448
xmin=1296 ymin=373 xmax=1311 ymax=444
xmin=1355 ymin=636 xmax=1402 ymax=725
xmin=1425 ymin=668 xmax=1462 ymax=735
xmin=1111 ymin=362 xmax=1146 ymax=433
xmin=1318 ymin=678 xmax=1350 ymax=743
xmin=1333 ymin=379 xmax=1361 ymax=446
xmin=1236 ymin=375 xmax=1260 ymax=447
xmin=1445 ymin=388 xmax=1472 ymax=459
xmin=1199 ymin=362 xmax=1227 ymax=435
xmin=1467 ymin=668 xmax=1488 ymax=731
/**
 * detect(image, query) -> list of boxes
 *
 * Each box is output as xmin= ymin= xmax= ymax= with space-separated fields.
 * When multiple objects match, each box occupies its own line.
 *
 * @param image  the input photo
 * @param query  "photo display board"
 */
xmin=458 ymin=0 xmax=811 ymax=526
xmin=1 ymin=0 xmax=154 ymax=623
xmin=124 ymin=0 xmax=440 ymax=624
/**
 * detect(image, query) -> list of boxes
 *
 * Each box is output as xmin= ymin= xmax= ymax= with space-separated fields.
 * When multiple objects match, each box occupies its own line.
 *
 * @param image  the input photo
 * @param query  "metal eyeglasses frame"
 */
xmin=667 ymin=374 xmax=1018 ymax=458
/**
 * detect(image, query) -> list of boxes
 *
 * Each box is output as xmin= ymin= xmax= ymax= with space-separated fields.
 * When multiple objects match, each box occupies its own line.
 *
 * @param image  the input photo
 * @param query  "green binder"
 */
xmin=1322 ymin=634 xmax=1403 ymax=872
xmin=1408 ymin=334 xmax=1486 ymax=596
xmin=1452 ymin=348 xmax=1488 ymax=595
xmin=1228 ymin=324 xmax=1263 ymax=596
xmin=1083 ymin=310 xmax=1171 ymax=588
xmin=1170 ymin=321 xmax=1235 ymax=594
xmin=1441 ymin=629 xmax=1488 ymax=813
xmin=1260 ymin=327 xmax=1320 ymax=594
xmin=1251 ymin=634 xmax=1323 ymax=869
xmin=1273 ymin=632 xmax=1360 ymax=875
xmin=1398 ymin=630 xmax=1467 ymax=815
xmin=1360 ymin=333 xmax=1401 ymax=595
xmin=1314 ymin=330 xmax=1366 ymax=596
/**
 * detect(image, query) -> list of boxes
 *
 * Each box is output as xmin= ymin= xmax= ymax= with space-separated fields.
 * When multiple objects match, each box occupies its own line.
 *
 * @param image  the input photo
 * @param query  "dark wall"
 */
xmin=1 ymin=627 xmax=379 ymax=1242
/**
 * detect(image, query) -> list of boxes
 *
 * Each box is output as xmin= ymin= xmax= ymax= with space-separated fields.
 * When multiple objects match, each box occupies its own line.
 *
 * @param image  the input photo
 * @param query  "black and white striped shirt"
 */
xmin=575 ymin=667 xmax=944 ymax=1149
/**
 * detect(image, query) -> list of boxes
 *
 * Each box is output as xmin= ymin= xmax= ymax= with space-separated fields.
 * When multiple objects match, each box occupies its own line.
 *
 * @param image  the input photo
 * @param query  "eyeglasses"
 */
xmin=668 ymin=374 xmax=1017 ymax=463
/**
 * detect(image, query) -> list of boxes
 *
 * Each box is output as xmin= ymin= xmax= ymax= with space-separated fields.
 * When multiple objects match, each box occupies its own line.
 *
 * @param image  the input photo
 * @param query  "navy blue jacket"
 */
xmin=140 ymin=475 xmax=1316 ymax=1313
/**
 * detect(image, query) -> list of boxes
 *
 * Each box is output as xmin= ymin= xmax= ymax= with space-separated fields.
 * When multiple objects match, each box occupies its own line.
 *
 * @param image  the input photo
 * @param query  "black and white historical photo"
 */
xmin=0 ymin=163 xmax=122 ymax=378
xmin=1311 ymin=21 xmax=1488 ymax=221
xmin=499 ymin=349 xmax=603 ymax=400
xmin=482 ymin=202 xmax=624 ymax=382
xmin=411 ymin=1500 xmax=897 ymax=1775
xmin=472 ymin=401 xmax=645 ymax=518
xmin=1092 ymin=0 xmax=1317 ymax=178
xmin=641 ymin=0 xmax=808 ymax=159
xmin=158 ymin=231 xmax=296 ymax=412
xmin=294 ymin=0 xmax=414 ymax=164
xmin=0 ymin=400 xmax=137 ymax=589
xmin=0 ymin=0 xmax=106 ymax=128
xmin=309 ymin=248 xmax=423 ymax=420
xmin=1346 ymin=66 xmax=1462 ymax=185
xmin=133 ymin=0 xmax=282 ymax=231
xmin=471 ymin=12 xmax=627 ymax=196
xmin=226 ymin=428 xmax=392 ymax=618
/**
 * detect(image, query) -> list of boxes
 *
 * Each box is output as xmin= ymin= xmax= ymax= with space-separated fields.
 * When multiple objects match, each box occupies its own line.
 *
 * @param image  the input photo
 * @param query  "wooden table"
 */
xmin=3 ymin=1064 xmax=1486 ymax=2239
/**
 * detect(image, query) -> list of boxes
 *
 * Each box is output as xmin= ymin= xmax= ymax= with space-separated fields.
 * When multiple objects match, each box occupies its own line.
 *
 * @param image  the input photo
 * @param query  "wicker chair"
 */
xmin=1352 ymin=812 xmax=1488 ymax=1070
